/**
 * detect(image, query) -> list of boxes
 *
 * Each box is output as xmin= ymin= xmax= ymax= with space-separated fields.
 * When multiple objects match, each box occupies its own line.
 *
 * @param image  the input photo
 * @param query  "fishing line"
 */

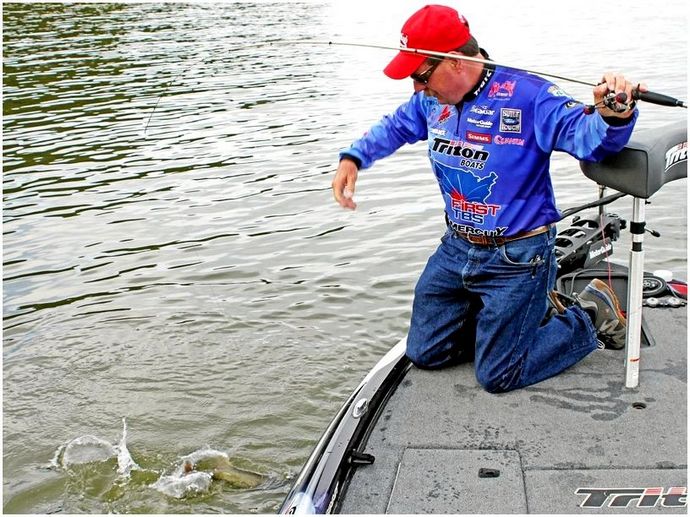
xmin=143 ymin=55 xmax=217 ymax=137
xmin=143 ymin=41 xmax=284 ymax=135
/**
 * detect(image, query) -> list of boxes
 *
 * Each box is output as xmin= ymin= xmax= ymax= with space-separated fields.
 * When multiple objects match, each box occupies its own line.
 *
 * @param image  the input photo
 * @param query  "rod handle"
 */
xmin=633 ymin=89 xmax=687 ymax=108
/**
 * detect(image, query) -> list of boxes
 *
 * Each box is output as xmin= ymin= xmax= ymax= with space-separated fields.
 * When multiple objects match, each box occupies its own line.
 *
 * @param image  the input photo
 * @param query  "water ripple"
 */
xmin=3 ymin=1 xmax=687 ymax=514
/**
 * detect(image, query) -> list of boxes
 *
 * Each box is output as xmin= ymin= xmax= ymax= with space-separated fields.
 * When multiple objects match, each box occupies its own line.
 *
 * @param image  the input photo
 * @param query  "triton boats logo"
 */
xmin=431 ymin=137 xmax=490 ymax=170
xmin=576 ymin=487 xmax=687 ymax=509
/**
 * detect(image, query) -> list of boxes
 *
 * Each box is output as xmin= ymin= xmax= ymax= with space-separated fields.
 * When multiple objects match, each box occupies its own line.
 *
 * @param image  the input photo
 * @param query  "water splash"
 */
xmin=150 ymin=470 xmax=213 ymax=499
xmin=50 ymin=417 xmax=137 ymax=477
xmin=60 ymin=435 xmax=117 ymax=467
xmin=116 ymin=417 xmax=140 ymax=476
xmin=48 ymin=421 xmax=265 ymax=500
xmin=149 ymin=447 xmax=228 ymax=499
xmin=180 ymin=445 xmax=229 ymax=465
xmin=149 ymin=446 xmax=267 ymax=498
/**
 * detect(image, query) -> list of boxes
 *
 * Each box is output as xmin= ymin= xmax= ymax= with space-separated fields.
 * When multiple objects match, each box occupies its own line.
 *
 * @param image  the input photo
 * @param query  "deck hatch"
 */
xmin=386 ymin=448 xmax=527 ymax=514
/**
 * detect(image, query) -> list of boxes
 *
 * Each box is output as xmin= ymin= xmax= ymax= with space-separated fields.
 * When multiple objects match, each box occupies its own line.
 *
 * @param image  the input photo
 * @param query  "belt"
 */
xmin=451 ymin=224 xmax=552 ymax=247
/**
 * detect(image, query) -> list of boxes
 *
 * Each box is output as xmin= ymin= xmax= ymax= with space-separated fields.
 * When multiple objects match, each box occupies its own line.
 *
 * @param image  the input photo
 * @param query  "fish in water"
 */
xmin=184 ymin=451 xmax=265 ymax=489
xmin=211 ymin=463 xmax=265 ymax=489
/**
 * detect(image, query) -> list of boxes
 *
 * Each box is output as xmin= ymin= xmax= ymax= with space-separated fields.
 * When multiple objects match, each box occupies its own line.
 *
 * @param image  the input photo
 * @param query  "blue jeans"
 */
xmin=406 ymin=226 xmax=598 ymax=393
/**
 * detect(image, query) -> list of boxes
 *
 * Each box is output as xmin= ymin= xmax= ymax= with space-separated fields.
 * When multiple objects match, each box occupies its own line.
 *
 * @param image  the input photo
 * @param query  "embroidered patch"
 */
xmin=500 ymin=108 xmax=521 ymax=133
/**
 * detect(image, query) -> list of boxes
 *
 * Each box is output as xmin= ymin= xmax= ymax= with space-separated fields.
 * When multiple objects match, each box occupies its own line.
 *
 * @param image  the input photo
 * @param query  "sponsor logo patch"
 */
xmin=488 ymin=80 xmax=516 ymax=99
xmin=438 ymin=105 xmax=452 ymax=124
xmin=431 ymin=137 xmax=490 ymax=170
xmin=434 ymin=161 xmax=501 ymax=228
xmin=470 ymin=105 xmax=495 ymax=116
xmin=467 ymin=117 xmax=493 ymax=129
xmin=466 ymin=131 xmax=492 ymax=144
xmin=494 ymin=135 xmax=525 ymax=146
xmin=500 ymin=108 xmax=522 ymax=133
xmin=548 ymin=85 xmax=569 ymax=97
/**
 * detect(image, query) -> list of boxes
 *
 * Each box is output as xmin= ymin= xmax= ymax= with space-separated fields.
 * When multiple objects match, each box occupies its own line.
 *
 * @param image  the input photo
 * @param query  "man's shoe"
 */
xmin=577 ymin=279 xmax=627 ymax=349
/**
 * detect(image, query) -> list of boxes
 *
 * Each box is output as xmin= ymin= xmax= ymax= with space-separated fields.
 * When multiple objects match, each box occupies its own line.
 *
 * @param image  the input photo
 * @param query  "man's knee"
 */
xmin=475 ymin=355 xmax=525 ymax=393
xmin=476 ymin=371 xmax=506 ymax=393
xmin=406 ymin=348 xmax=438 ymax=370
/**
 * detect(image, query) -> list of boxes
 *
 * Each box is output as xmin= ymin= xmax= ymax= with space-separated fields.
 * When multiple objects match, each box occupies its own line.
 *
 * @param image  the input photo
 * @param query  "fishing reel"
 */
xmin=583 ymin=91 xmax=636 ymax=115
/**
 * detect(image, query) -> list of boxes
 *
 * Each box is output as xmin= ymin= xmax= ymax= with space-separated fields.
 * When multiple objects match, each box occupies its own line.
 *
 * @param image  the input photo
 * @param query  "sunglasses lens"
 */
xmin=411 ymin=60 xmax=439 ymax=84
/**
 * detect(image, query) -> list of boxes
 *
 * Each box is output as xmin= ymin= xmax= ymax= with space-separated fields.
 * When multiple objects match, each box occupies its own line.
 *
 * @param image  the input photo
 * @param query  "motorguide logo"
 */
xmin=575 ymin=487 xmax=687 ymax=509
xmin=467 ymin=117 xmax=493 ymax=129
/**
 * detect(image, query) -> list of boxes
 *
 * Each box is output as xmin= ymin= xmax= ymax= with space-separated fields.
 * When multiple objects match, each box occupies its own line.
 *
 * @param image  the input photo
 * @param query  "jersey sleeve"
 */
xmin=339 ymin=92 xmax=430 ymax=170
xmin=533 ymin=83 xmax=638 ymax=162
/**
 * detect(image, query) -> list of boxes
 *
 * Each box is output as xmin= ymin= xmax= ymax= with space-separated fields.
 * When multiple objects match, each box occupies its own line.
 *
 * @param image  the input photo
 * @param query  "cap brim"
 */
xmin=383 ymin=51 xmax=428 ymax=80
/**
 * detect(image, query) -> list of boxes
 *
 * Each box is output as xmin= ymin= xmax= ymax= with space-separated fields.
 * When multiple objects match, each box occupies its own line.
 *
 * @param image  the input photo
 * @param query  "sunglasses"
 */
xmin=410 ymin=58 xmax=443 ymax=85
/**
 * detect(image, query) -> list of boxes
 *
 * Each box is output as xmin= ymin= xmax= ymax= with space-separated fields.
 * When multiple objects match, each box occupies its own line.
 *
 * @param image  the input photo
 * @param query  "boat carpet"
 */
xmin=340 ymin=306 xmax=687 ymax=514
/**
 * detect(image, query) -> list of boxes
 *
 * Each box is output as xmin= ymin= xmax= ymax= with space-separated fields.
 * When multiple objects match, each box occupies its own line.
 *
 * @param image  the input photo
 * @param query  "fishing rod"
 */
xmin=277 ymin=40 xmax=688 ymax=110
xmin=143 ymin=39 xmax=686 ymax=134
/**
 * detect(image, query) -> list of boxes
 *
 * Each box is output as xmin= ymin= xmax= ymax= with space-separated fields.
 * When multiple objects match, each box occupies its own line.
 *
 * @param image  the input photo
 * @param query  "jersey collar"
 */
xmin=460 ymin=48 xmax=495 ymax=103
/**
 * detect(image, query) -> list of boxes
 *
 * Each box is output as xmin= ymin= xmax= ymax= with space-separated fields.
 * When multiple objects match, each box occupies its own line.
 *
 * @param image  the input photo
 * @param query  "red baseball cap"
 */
xmin=384 ymin=4 xmax=471 ymax=80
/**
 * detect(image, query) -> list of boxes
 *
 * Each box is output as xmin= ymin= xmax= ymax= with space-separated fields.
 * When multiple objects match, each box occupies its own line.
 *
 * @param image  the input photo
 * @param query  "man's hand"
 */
xmin=332 ymin=159 xmax=359 ymax=210
xmin=594 ymin=72 xmax=647 ymax=119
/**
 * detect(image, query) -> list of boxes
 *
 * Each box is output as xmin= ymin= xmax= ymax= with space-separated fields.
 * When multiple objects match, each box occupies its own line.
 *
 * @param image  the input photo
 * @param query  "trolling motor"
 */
xmin=552 ymin=204 xmax=686 ymax=352
xmin=554 ymin=213 xmax=685 ymax=299
xmin=554 ymin=212 xmax=623 ymax=275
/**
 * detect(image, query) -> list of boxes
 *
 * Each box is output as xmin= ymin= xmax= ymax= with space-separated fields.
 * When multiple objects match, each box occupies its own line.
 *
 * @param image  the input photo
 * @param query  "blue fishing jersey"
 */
xmin=340 ymin=63 xmax=638 ymax=237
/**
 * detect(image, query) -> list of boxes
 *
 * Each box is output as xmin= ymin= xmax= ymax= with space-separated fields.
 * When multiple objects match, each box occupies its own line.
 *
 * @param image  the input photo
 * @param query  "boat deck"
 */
xmin=340 ymin=307 xmax=687 ymax=514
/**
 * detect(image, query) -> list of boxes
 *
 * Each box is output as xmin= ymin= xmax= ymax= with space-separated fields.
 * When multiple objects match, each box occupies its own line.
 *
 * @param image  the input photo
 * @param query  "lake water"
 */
xmin=2 ymin=1 xmax=687 ymax=513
